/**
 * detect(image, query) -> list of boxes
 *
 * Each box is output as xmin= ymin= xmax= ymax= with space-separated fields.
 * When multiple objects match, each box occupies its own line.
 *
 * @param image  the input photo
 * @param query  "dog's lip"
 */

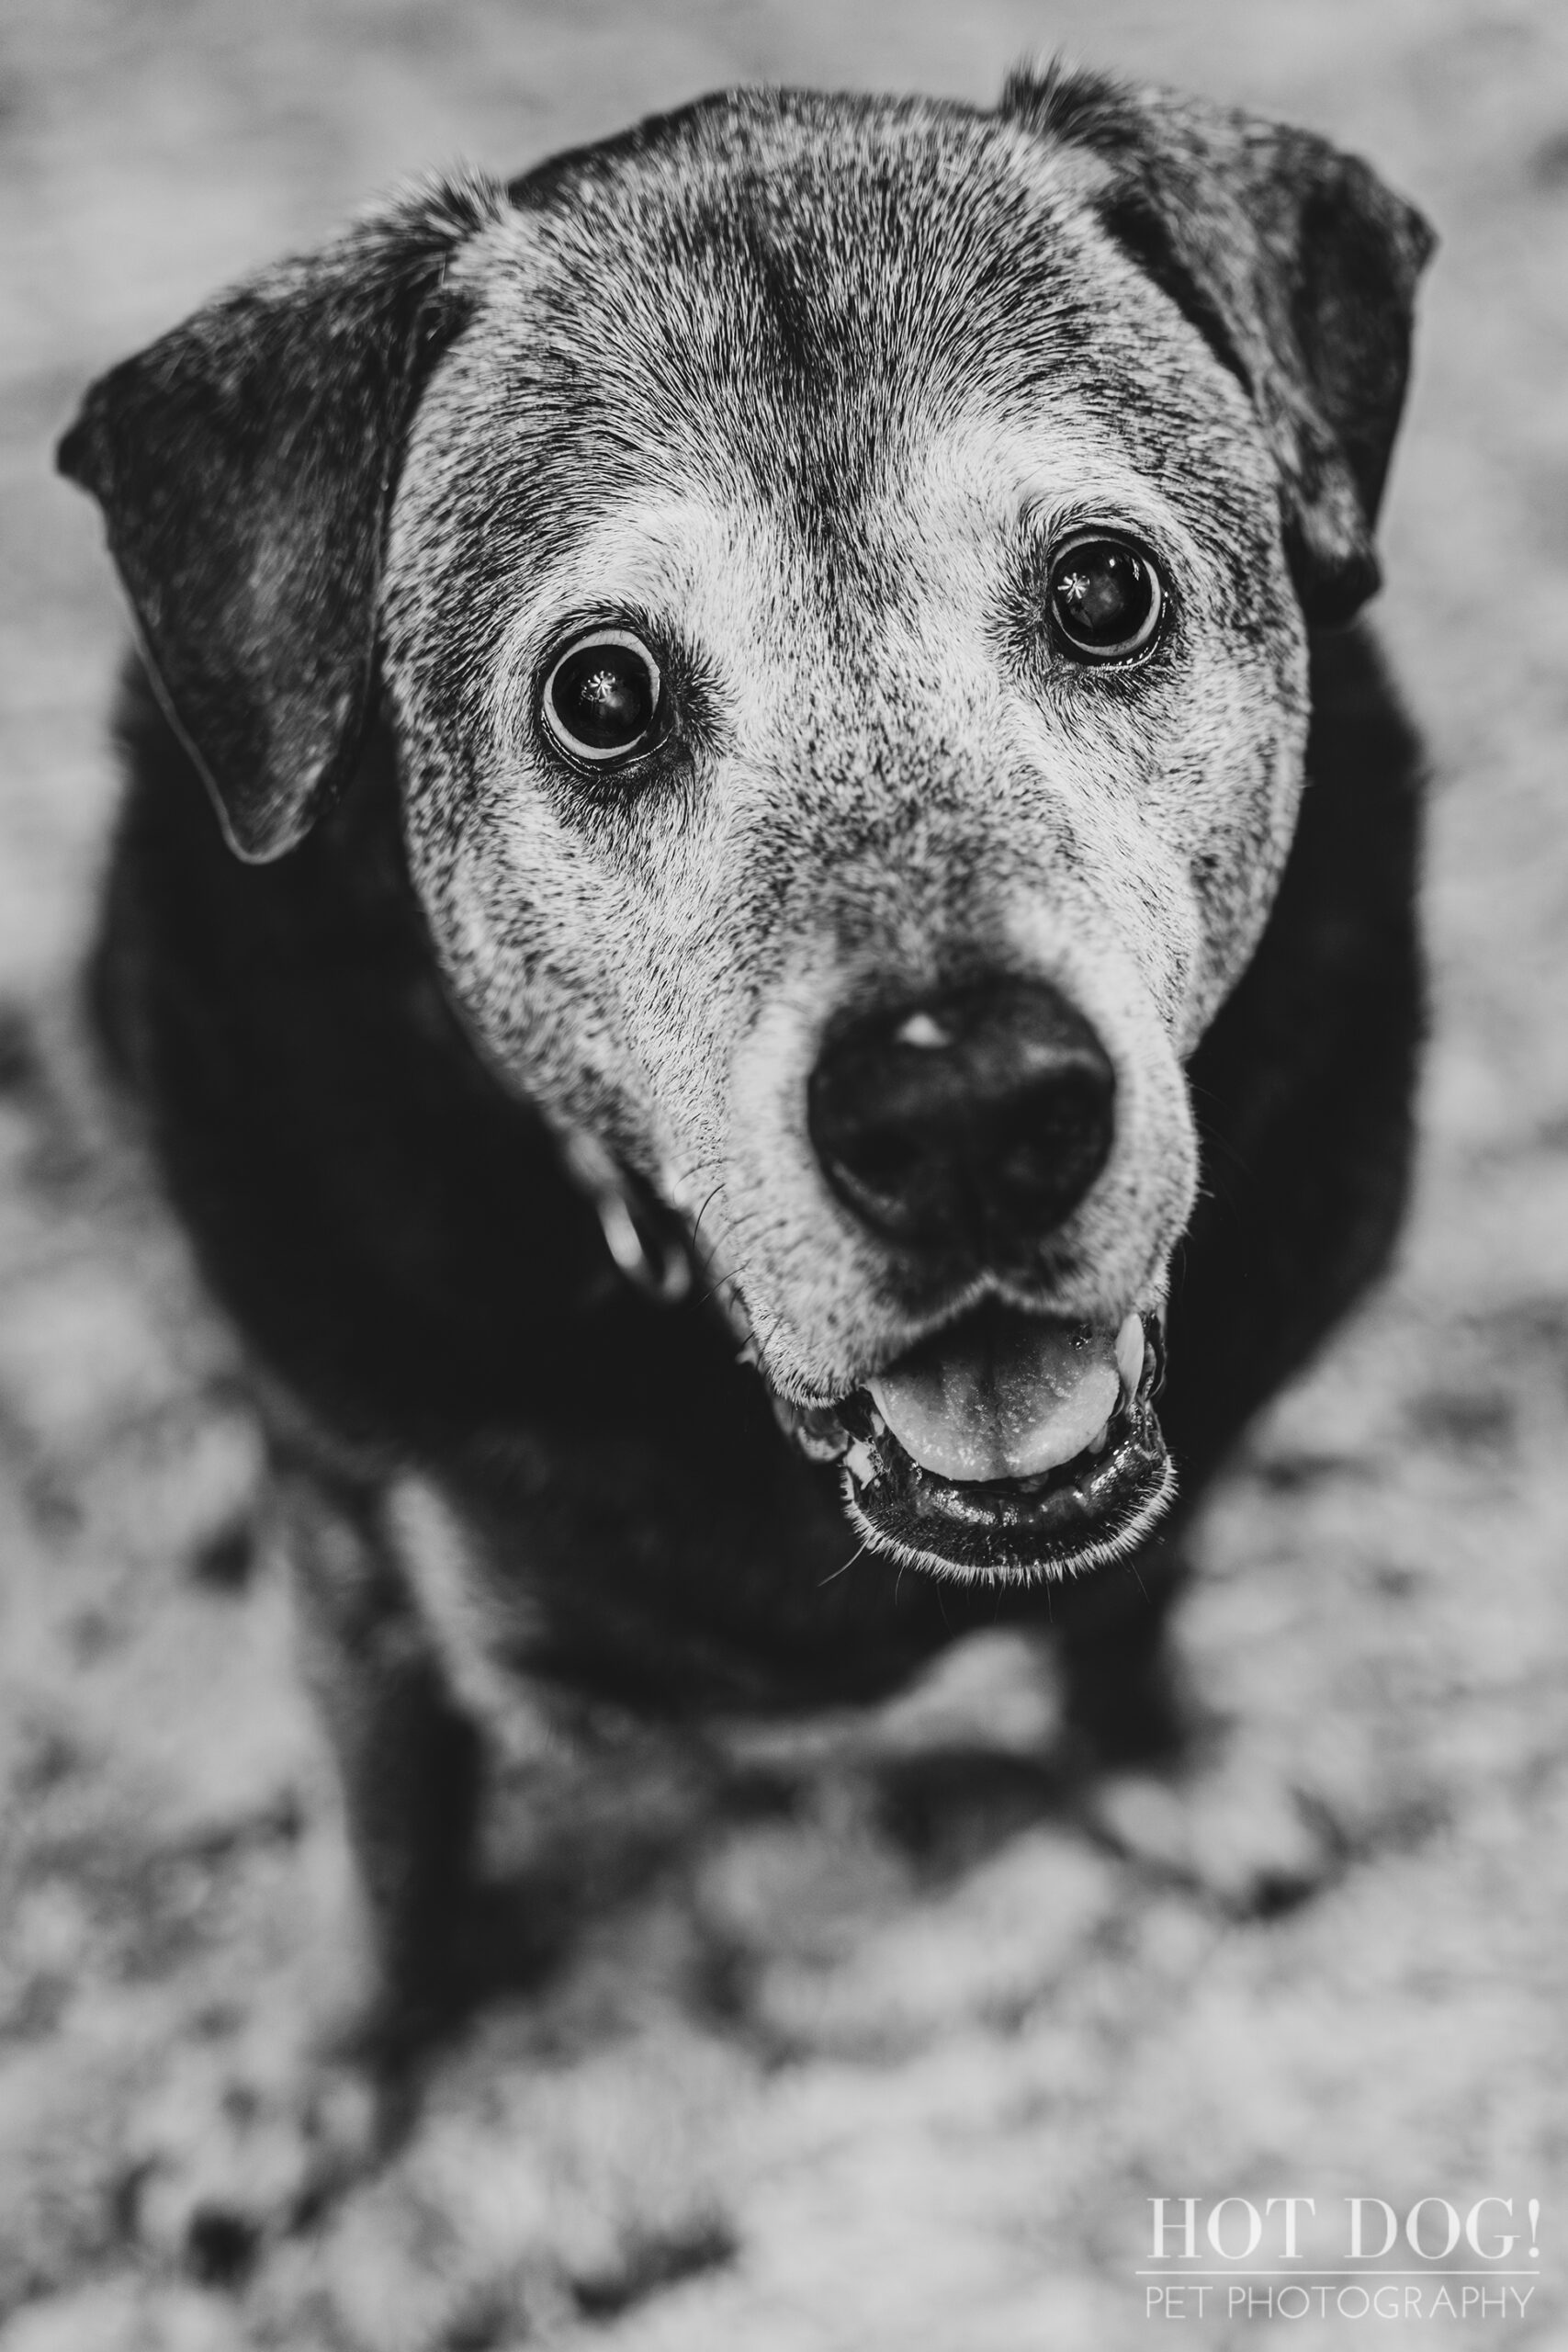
xmin=770 ymin=1306 xmax=1172 ymax=1581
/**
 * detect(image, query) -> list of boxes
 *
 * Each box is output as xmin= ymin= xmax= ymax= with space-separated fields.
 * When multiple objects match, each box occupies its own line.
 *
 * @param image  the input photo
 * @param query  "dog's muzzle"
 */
xmin=778 ymin=978 xmax=1177 ymax=1580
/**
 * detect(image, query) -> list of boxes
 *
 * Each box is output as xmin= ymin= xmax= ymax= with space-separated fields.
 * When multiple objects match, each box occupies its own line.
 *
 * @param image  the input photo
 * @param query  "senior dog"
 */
xmin=61 ymin=66 xmax=1431 ymax=2036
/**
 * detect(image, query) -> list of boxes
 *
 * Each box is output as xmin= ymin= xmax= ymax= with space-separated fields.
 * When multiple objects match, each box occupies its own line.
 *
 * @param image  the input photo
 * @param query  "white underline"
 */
xmin=1134 ymin=2270 xmax=1542 ymax=2278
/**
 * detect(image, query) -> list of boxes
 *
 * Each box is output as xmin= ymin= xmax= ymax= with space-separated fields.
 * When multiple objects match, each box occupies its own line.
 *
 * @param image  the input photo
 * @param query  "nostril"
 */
xmin=993 ymin=1067 xmax=1111 ymax=1179
xmin=808 ymin=979 xmax=1115 ymax=1256
xmin=848 ymin=1128 xmax=921 ymax=1197
xmin=809 ymin=1099 xmax=947 ymax=1235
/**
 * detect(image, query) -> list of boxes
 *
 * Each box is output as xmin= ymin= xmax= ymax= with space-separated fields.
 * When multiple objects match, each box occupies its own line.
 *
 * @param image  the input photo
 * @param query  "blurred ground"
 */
xmin=2 ymin=2 xmax=1567 ymax=2346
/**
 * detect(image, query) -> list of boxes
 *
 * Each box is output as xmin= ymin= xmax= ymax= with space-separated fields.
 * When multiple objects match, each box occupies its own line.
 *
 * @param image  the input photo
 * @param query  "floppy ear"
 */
xmin=57 ymin=172 xmax=508 ymax=860
xmin=1002 ymin=67 xmax=1435 ymax=625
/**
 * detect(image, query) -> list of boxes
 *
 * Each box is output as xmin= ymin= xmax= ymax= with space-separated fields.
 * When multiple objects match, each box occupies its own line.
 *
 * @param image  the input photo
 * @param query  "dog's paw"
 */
xmin=1082 ymin=1743 xmax=1344 ymax=1917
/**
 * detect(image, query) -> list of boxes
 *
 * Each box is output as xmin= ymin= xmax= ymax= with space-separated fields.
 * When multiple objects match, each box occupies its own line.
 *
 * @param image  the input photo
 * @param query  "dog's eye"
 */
xmin=1046 ymin=537 xmax=1165 ymax=663
xmin=541 ymin=630 xmax=663 ymax=764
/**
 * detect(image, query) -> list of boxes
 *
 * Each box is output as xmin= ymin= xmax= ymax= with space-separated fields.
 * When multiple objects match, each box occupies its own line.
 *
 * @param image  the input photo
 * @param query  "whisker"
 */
xmin=818 ymin=1535 xmax=870 ymax=1587
xmin=688 ymin=1182 xmax=724 ymax=1258
xmin=693 ymin=1266 xmax=746 ymax=1314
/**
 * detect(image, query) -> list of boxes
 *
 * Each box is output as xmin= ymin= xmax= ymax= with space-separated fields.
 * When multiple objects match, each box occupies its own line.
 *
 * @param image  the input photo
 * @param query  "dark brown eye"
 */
xmin=1046 ymin=536 xmax=1165 ymax=662
xmin=541 ymin=630 xmax=663 ymax=763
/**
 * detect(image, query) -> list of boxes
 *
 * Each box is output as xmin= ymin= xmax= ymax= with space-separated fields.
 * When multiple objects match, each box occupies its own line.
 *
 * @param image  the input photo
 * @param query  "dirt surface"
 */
xmin=2 ymin=3 xmax=1567 ymax=2346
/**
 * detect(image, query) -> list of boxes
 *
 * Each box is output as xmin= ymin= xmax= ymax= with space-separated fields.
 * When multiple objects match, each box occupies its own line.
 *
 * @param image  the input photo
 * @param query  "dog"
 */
xmin=60 ymin=65 xmax=1432 ymax=2039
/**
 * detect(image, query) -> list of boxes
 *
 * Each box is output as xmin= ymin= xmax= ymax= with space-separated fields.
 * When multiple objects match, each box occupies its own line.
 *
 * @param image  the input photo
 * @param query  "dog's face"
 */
xmin=383 ymin=98 xmax=1309 ymax=1573
xmin=60 ymin=78 xmax=1432 ymax=1583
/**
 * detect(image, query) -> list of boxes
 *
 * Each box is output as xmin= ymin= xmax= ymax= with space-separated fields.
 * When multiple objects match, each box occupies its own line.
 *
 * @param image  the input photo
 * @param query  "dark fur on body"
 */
xmin=67 ymin=71 xmax=1430 ymax=2030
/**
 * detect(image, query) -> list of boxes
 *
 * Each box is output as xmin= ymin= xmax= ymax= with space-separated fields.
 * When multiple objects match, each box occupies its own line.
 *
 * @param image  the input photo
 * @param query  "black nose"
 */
xmin=807 ymin=978 xmax=1115 ymax=1259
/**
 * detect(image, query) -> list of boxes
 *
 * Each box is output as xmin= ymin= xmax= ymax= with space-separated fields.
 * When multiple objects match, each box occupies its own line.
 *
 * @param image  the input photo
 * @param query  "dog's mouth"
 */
xmin=771 ymin=1301 xmax=1174 ymax=1582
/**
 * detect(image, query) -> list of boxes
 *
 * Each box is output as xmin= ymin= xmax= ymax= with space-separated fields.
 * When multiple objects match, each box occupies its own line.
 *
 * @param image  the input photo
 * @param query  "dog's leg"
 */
xmin=1062 ymin=1537 xmax=1340 ymax=1917
xmin=1057 ymin=1538 xmax=1190 ymax=1765
xmin=123 ymin=1457 xmax=480 ymax=2269
xmin=277 ymin=1455 xmax=482 ymax=2052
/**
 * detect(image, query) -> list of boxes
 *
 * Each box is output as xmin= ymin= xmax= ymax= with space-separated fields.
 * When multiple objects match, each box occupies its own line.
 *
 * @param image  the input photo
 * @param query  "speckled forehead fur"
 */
xmin=381 ymin=87 xmax=1311 ymax=1402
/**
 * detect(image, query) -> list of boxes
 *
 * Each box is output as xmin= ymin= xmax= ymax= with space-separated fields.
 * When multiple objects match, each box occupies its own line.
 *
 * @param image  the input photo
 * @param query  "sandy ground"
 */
xmin=1 ymin=2 xmax=1567 ymax=2346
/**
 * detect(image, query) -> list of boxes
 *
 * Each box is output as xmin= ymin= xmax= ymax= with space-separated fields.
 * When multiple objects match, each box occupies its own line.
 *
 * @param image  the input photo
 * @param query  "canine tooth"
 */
xmin=1115 ymin=1311 xmax=1145 ymax=1403
xmin=1088 ymin=1419 xmax=1111 ymax=1455
xmin=842 ymin=1439 xmax=877 ymax=1488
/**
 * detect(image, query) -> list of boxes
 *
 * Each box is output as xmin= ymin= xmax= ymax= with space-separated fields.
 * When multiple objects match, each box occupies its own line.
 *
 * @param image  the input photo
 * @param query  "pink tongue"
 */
xmin=867 ymin=1311 xmax=1121 ymax=1483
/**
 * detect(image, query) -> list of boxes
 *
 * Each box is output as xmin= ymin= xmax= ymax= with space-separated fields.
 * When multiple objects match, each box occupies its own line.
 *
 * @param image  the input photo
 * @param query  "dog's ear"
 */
xmin=57 ymin=173 xmax=508 ymax=860
xmin=1002 ymin=67 xmax=1435 ymax=625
